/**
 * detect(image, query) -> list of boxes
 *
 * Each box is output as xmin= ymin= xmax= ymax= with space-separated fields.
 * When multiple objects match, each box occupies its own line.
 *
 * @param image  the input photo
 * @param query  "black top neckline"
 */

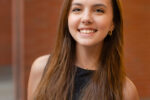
xmin=75 ymin=65 xmax=96 ymax=72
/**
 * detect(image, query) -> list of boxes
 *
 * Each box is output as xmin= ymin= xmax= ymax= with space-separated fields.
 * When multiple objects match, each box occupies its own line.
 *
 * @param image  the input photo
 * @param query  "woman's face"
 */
xmin=68 ymin=0 xmax=114 ymax=47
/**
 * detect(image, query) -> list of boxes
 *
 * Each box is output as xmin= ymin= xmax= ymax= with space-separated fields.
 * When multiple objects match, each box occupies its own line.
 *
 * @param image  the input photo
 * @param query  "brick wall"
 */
xmin=24 ymin=0 xmax=62 ymax=68
xmin=0 ymin=0 xmax=11 ymax=66
xmin=123 ymin=0 xmax=150 ymax=97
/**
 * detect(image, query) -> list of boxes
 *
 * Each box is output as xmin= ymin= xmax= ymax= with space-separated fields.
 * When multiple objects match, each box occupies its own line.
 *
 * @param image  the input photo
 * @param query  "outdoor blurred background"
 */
xmin=0 ymin=0 xmax=150 ymax=100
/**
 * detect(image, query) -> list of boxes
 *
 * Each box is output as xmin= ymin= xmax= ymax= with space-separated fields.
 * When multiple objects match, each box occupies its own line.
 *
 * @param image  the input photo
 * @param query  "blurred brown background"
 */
xmin=0 ymin=0 xmax=150 ymax=100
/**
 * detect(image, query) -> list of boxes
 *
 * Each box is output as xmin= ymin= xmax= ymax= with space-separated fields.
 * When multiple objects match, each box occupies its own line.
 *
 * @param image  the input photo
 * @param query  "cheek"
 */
xmin=95 ymin=17 xmax=113 ymax=32
xmin=68 ymin=15 xmax=79 ymax=31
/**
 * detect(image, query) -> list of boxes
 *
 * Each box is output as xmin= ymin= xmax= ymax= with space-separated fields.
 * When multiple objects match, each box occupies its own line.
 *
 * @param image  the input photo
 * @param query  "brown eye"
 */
xmin=96 ymin=9 xmax=104 ymax=13
xmin=72 ymin=8 xmax=81 ymax=12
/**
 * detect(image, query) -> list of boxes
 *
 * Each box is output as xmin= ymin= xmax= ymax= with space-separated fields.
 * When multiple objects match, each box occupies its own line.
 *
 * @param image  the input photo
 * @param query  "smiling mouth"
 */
xmin=77 ymin=29 xmax=98 ymax=34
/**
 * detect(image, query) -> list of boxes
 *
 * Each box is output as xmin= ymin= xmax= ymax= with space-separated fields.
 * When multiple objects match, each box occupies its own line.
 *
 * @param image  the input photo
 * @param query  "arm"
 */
xmin=27 ymin=54 xmax=50 ymax=100
xmin=123 ymin=77 xmax=140 ymax=100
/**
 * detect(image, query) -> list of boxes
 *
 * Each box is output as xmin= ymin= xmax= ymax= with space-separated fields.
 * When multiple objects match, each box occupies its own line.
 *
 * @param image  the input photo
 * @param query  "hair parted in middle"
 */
xmin=34 ymin=0 xmax=125 ymax=100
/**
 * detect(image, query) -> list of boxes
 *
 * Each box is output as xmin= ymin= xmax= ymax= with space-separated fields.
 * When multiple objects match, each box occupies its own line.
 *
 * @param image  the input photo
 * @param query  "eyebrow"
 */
xmin=93 ymin=4 xmax=107 ymax=8
xmin=72 ymin=3 xmax=82 ymax=6
xmin=71 ymin=3 xmax=107 ymax=8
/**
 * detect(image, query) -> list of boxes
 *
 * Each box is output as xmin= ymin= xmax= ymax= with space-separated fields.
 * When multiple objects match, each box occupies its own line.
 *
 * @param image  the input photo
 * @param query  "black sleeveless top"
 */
xmin=72 ymin=66 xmax=94 ymax=100
xmin=43 ymin=65 xmax=94 ymax=100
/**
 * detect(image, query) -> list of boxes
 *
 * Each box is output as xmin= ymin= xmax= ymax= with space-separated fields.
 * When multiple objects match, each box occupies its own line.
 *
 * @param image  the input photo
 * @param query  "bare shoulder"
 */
xmin=29 ymin=54 xmax=50 ymax=81
xmin=27 ymin=54 xmax=50 ymax=100
xmin=30 ymin=54 xmax=50 ymax=73
xmin=123 ymin=77 xmax=140 ymax=100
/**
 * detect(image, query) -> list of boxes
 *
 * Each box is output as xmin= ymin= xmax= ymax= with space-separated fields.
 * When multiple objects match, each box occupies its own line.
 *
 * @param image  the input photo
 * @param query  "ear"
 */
xmin=110 ymin=22 xmax=115 ymax=31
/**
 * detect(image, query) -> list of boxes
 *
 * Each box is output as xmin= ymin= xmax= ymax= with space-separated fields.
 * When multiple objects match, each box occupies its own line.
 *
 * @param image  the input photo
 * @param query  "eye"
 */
xmin=72 ymin=8 xmax=81 ymax=12
xmin=95 ymin=9 xmax=104 ymax=13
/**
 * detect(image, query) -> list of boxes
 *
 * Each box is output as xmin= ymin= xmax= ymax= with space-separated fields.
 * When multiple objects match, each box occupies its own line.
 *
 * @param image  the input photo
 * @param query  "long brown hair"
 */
xmin=34 ymin=0 xmax=125 ymax=99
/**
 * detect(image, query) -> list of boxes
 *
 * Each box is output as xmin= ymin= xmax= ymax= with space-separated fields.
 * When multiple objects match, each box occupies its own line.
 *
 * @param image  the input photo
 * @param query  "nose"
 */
xmin=81 ymin=10 xmax=93 ymax=25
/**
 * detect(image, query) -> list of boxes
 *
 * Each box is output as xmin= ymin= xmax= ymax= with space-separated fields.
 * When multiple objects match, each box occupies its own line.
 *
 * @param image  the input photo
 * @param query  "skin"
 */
xmin=68 ymin=0 xmax=114 ymax=70
xmin=28 ymin=0 xmax=139 ymax=99
xmin=27 ymin=55 xmax=49 ymax=100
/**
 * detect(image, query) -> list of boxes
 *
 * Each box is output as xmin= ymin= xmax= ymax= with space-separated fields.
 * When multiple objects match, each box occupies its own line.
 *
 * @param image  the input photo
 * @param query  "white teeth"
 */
xmin=80 ymin=30 xmax=95 ymax=34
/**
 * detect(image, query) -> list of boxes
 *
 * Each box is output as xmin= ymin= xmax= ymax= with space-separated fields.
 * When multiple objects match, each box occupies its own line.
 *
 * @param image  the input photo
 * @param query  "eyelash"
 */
xmin=72 ymin=8 xmax=81 ymax=12
xmin=95 ymin=9 xmax=104 ymax=13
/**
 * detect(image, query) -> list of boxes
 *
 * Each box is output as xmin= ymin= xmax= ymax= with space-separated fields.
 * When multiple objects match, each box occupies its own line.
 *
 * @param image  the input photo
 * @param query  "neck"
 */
xmin=75 ymin=43 xmax=103 ymax=70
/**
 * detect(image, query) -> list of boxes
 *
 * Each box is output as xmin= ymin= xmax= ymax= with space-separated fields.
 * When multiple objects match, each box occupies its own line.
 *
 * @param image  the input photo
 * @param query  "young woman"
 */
xmin=28 ymin=0 xmax=139 ymax=100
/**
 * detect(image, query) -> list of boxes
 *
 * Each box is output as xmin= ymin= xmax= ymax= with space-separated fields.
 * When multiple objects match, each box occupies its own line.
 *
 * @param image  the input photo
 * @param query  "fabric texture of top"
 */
xmin=43 ymin=64 xmax=94 ymax=100
xmin=72 ymin=66 xmax=94 ymax=100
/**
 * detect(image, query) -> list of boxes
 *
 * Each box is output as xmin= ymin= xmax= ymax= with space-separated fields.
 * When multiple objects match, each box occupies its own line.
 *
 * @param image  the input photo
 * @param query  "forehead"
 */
xmin=71 ymin=0 xmax=112 ymax=6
